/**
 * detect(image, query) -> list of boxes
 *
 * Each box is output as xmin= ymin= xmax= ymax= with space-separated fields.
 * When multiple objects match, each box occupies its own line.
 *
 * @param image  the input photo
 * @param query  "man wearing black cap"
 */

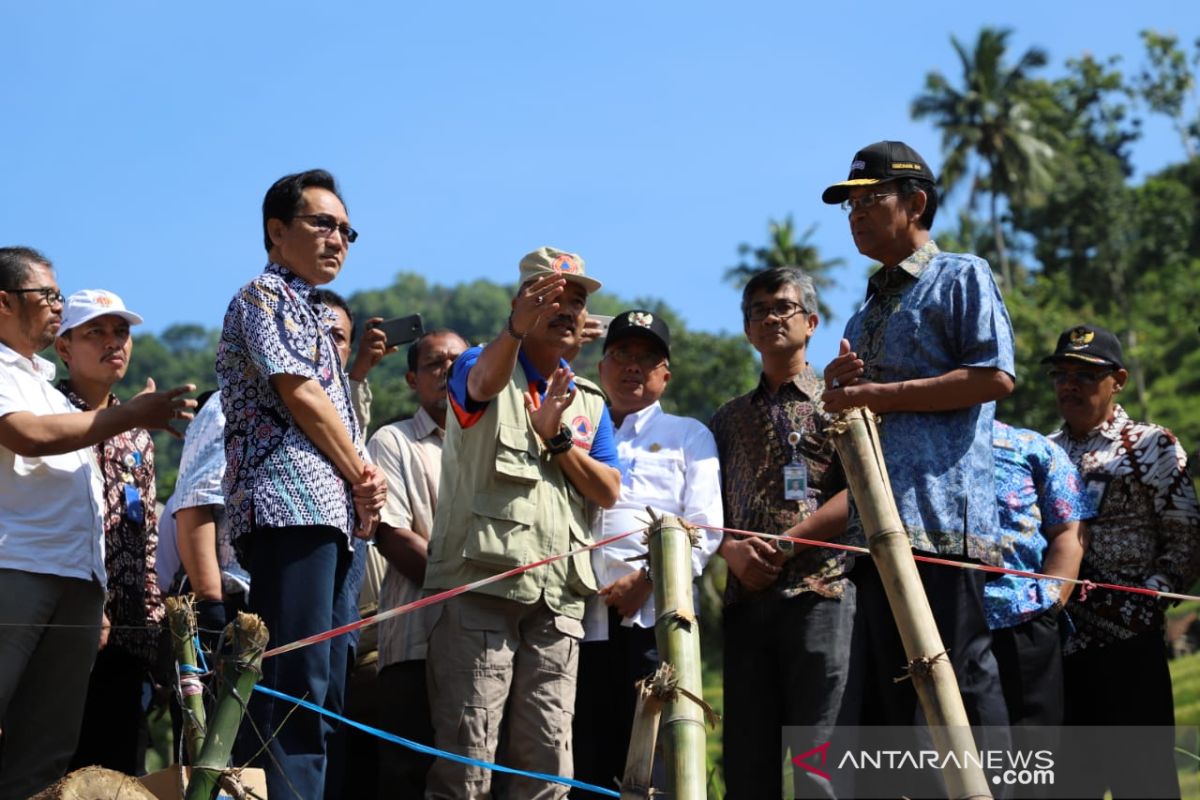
xmin=819 ymin=141 xmax=1016 ymax=736
xmin=571 ymin=310 xmax=723 ymax=795
xmin=1044 ymin=324 xmax=1200 ymax=796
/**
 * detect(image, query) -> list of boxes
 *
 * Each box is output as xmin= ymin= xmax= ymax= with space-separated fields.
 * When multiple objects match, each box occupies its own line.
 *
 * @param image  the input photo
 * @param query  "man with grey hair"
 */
xmin=711 ymin=266 xmax=851 ymax=799
xmin=0 ymin=247 xmax=194 ymax=798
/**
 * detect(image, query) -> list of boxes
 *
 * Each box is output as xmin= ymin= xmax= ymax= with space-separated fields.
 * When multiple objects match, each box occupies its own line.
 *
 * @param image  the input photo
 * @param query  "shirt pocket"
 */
xmin=494 ymin=423 xmax=541 ymax=485
xmin=628 ymin=452 xmax=685 ymax=510
xmin=463 ymin=491 xmax=538 ymax=569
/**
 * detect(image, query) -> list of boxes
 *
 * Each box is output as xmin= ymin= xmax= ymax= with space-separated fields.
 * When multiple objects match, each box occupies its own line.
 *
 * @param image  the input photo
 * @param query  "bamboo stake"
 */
xmin=166 ymin=595 xmax=207 ymax=764
xmin=829 ymin=407 xmax=992 ymax=799
xmin=646 ymin=513 xmax=707 ymax=800
xmin=619 ymin=664 xmax=671 ymax=799
xmin=185 ymin=611 xmax=270 ymax=800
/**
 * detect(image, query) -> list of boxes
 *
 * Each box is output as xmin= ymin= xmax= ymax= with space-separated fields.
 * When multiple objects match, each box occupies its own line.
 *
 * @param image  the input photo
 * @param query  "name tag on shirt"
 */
xmin=784 ymin=461 xmax=808 ymax=501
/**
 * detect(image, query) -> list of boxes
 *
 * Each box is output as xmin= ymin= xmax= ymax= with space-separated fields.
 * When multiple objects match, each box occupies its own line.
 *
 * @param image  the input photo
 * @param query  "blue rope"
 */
xmin=192 ymin=634 xmax=210 ymax=673
xmin=252 ymin=684 xmax=621 ymax=797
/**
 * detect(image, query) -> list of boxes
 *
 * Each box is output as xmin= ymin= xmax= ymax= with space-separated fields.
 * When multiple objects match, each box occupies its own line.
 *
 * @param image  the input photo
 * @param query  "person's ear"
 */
xmin=406 ymin=371 xmax=418 ymax=391
xmin=266 ymin=217 xmax=288 ymax=249
xmin=907 ymin=189 xmax=928 ymax=223
xmin=54 ymin=334 xmax=71 ymax=365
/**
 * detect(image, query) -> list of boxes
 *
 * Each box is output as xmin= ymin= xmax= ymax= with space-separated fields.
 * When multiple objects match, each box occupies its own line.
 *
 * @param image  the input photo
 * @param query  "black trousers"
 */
xmin=991 ymin=608 xmax=1065 ymax=726
xmin=375 ymin=659 xmax=435 ymax=800
xmin=69 ymin=645 xmax=147 ymax=775
xmin=1061 ymin=631 xmax=1179 ymax=798
xmin=571 ymin=607 xmax=658 ymax=798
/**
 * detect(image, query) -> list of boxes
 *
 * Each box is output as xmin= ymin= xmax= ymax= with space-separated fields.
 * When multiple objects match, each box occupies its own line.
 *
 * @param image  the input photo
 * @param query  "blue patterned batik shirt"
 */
xmin=985 ymin=421 xmax=1091 ymax=630
xmin=216 ymin=263 xmax=362 ymax=541
xmin=841 ymin=240 xmax=1016 ymax=564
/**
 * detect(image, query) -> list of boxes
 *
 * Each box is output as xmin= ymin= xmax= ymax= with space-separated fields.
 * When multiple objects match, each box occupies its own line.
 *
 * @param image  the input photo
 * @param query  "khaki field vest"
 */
xmin=424 ymin=368 xmax=605 ymax=620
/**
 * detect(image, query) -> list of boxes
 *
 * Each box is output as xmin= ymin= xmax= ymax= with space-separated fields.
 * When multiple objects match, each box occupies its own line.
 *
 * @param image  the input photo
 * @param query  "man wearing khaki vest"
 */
xmin=425 ymin=247 xmax=621 ymax=800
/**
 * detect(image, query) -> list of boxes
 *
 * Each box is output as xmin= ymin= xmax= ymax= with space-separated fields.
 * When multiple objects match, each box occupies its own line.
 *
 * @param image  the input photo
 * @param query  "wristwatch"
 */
xmin=544 ymin=423 xmax=574 ymax=455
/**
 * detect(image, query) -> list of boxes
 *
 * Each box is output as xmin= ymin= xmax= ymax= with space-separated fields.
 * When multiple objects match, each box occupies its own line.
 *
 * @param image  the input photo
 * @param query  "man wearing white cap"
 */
xmin=0 ymin=248 xmax=195 ymax=798
xmin=51 ymin=289 xmax=167 ymax=775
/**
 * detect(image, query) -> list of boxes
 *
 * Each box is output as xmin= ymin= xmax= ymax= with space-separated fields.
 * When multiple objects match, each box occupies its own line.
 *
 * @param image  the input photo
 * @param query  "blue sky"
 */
xmin=2 ymin=1 xmax=1195 ymax=373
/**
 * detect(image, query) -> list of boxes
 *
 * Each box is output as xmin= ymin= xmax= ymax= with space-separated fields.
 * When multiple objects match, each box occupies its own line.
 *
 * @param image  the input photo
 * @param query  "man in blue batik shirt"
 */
xmin=986 ymin=420 xmax=1088 ymax=726
xmin=815 ymin=141 xmax=1017 ymax=733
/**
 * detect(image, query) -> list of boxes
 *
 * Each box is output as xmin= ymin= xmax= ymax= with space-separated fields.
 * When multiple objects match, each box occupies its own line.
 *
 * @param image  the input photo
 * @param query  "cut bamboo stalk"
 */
xmin=646 ymin=514 xmax=707 ymax=800
xmin=829 ymin=407 xmax=991 ymax=799
xmin=619 ymin=664 xmax=671 ymax=799
xmin=185 ymin=611 xmax=270 ymax=800
xmin=29 ymin=766 xmax=158 ymax=799
xmin=165 ymin=595 xmax=207 ymax=764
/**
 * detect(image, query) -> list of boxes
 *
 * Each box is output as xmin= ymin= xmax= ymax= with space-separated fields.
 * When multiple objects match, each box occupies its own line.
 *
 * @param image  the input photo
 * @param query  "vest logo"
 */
xmin=571 ymin=415 xmax=594 ymax=450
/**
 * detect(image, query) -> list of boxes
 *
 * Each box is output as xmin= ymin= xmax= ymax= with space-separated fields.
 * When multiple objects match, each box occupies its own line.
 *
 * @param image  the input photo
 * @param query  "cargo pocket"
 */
xmin=463 ymin=493 xmax=538 ymax=569
xmin=566 ymin=524 xmax=599 ymax=596
xmin=494 ymin=423 xmax=540 ymax=485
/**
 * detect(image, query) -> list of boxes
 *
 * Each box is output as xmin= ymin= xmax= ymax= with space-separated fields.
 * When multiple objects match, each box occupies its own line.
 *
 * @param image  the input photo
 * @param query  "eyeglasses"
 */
xmin=293 ymin=213 xmax=359 ymax=243
xmin=3 ymin=286 xmax=65 ymax=306
xmin=1047 ymin=368 xmax=1115 ymax=386
xmin=606 ymin=347 xmax=668 ymax=370
xmin=746 ymin=300 xmax=807 ymax=322
xmin=840 ymin=192 xmax=900 ymax=213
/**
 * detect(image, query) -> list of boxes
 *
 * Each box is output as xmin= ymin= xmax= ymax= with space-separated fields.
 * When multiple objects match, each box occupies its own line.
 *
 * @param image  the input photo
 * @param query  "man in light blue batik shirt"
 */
xmin=816 ymin=140 xmax=1016 ymax=738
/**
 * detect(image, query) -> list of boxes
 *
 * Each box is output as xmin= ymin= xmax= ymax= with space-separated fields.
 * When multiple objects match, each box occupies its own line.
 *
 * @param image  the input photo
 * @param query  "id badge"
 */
xmin=783 ymin=461 xmax=808 ymax=501
xmin=123 ymin=482 xmax=145 ymax=525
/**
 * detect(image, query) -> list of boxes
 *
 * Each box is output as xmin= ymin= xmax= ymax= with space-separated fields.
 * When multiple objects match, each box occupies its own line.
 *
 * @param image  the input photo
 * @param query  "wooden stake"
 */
xmin=165 ymin=595 xmax=207 ymax=764
xmin=829 ymin=407 xmax=992 ymax=799
xmin=646 ymin=514 xmax=707 ymax=800
xmin=185 ymin=612 xmax=270 ymax=800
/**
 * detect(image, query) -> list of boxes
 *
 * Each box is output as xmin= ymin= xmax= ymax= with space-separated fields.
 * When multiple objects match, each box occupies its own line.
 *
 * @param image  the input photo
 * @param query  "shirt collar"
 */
xmin=0 ymin=340 xmax=57 ymax=381
xmin=517 ymin=348 xmax=573 ymax=389
xmin=1061 ymin=403 xmax=1129 ymax=443
xmin=54 ymin=379 xmax=118 ymax=413
xmin=865 ymin=239 xmax=941 ymax=299
xmin=619 ymin=400 xmax=663 ymax=437
xmin=265 ymin=262 xmax=317 ymax=303
xmin=411 ymin=405 xmax=445 ymax=440
xmin=754 ymin=363 xmax=822 ymax=402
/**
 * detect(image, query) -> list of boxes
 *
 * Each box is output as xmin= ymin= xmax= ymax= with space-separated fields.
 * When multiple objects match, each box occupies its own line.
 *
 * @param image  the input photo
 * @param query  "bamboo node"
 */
xmin=893 ymin=650 xmax=950 ymax=683
xmin=641 ymin=663 xmax=721 ymax=728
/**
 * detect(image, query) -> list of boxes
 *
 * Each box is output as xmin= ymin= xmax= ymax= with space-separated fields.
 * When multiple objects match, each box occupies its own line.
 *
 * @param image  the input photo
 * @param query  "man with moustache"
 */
xmin=363 ymin=328 xmax=468 ymax=798
xmin=51 ymin=290 xmax=167 ymax=775
xmin=0 ymin=247 xmax=193 ymax=799
xmin=710 ymin=267 xmax=850 ymax=799
xmin=572 ymin=310 xmax=723 ymax=795
xmin=1044 ymin=324 xmax=1200 ymax=796
xmin=216 ymin=169 xmax=386 ymax=798
xmin=424 ymin=247 xmax=621 ymax=800
xmin=817 ymin=141 xmax=1015 ymax=736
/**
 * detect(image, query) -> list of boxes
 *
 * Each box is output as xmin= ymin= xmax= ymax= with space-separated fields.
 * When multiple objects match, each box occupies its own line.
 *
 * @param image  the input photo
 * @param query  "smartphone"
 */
xmin=371 ymin=313 xmax=424 ymax=348
xmin=589 ymin=314 xmax=614 ymax=336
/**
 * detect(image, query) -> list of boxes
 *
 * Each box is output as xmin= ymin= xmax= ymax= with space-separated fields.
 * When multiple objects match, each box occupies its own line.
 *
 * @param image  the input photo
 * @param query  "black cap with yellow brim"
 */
xmin=821 ymin=140 xmax=935 ymax=204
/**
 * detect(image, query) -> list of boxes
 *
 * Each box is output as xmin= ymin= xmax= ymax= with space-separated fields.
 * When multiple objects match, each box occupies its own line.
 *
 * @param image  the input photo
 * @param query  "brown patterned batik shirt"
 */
xmin=710 ymin=365 xmax=849 ymax=604
xmin=58 ymin=383 xmax=165 ymax=667
xmin=1049 ymin=405 xmax=1200 ymax=654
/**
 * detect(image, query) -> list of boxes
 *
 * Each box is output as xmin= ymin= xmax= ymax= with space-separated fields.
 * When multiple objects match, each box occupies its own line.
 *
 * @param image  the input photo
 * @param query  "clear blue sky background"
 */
xmin=2 ymin=1 xmax=1195 ymax=373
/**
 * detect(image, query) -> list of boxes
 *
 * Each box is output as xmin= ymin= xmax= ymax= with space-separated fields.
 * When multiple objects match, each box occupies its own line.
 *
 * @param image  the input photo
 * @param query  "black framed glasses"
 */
xmin=746 ymin=300 xmax=807 ymax=322
xmin=293 ymin=213 xmax=358 ymax=243
xmin=840 ymin=192 xmax=900 ymax=213
xmin=1046 ymin=368 xmax=1115 ymax=386
xmin=3 ymin=286 xmax=65 ymax=306
xmin=606 ymin=347 xmax=668 ymax=371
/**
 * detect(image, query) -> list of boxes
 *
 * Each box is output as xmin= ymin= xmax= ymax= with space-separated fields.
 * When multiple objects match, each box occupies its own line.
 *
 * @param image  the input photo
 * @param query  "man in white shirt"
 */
xmin=572 ymin=310 xmax=722 ymax=794
xmin=0 ymin=246 xmax=195 ymax=798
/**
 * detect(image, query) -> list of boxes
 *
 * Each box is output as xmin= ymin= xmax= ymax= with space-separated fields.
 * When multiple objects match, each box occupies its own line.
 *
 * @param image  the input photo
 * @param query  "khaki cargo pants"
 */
xmin=425 ymin=591 xmax=582 ymax=800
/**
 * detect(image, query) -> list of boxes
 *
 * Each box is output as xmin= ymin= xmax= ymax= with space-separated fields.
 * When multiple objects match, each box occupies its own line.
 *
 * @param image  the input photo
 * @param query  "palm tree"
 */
xmin=912 ymin=27 xmax=1057 ymax=291
xmin=724 ymin=216 xmax=843 ymax=319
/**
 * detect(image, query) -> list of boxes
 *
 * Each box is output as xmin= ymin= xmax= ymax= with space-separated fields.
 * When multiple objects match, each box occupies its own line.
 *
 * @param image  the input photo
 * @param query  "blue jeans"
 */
xmin=242 ymin=525 xmax=356 ymax=800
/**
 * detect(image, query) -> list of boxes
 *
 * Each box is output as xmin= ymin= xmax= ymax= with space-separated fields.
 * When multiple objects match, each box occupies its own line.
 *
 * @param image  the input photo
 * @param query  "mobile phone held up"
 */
xmin=371 ymin=313 xmax=424 ymax=348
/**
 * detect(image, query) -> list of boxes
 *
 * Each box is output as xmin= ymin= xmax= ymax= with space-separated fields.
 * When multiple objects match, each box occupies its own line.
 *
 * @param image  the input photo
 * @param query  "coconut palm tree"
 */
xmin=724 ymin=216 xmax=843 ymax=319
xmin=912 ymin=27 xmax=1057 ymax=290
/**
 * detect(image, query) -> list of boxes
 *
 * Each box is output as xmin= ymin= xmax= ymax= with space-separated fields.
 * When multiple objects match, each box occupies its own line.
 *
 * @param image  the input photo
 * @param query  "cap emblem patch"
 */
xmin=553 ymin=255 xmax=580 ymax=274
xmin=1068 ymin=327 xmax=1094 ymax=349
xmin=629 ymin=311 xmax=654 ymax=328
xmin=95 ymin=294 xmax=113 ymax=307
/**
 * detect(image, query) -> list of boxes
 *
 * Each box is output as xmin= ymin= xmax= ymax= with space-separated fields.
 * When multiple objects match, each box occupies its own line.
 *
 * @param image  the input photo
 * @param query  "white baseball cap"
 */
xmin=58 ymin=289 xmax=144 ymax=336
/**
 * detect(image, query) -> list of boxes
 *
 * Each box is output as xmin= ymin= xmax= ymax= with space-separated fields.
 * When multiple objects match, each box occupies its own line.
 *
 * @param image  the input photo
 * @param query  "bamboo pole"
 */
xmin=619 ymin=664 xmax=671 ymax=799
xmin=185 ymin=611 xmax=270 ymax=800
xmin=646 ymin=513 xmax=707 ymax=800
xmin=829 ymin=407 xmax=992 ymax=799
xmin=166 ymin=595 xmax=208 ymax=764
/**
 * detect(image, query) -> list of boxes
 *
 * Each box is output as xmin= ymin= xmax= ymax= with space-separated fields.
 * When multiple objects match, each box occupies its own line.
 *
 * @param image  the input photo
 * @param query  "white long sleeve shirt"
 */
xmin=585 ymin=401 xmax=723 ymax=640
